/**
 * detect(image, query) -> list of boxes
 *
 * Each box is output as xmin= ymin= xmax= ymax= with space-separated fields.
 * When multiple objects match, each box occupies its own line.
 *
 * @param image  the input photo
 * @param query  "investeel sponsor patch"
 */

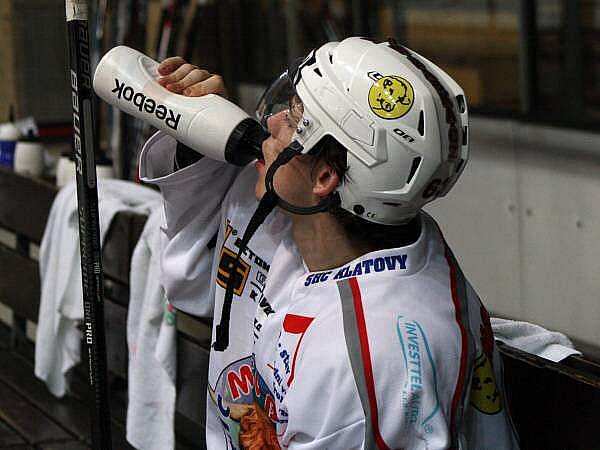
xmin=111 ymin=78 xmax=181 ymax=130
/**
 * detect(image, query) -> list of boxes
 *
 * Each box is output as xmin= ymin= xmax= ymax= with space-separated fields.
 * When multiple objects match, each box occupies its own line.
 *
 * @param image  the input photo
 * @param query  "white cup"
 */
xmin=56 ymin=156 xmax=116 ymax=187
xmin=14 ymin=141 xmax=44 ymax=176
xmin=56 ymin=155 xmax=76 ymax=188
xmin=96 ymin=163 xmax=115 ymax=180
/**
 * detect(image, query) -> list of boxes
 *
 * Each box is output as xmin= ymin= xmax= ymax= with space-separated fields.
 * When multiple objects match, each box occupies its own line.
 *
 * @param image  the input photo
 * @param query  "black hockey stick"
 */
xmin=65 ymin=1 xmax=112 ymax=448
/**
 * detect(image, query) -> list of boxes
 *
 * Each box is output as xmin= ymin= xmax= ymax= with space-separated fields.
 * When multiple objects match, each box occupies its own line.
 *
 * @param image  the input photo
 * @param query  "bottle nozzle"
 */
xmin=224 ymin=118 xmax=269 ymax=166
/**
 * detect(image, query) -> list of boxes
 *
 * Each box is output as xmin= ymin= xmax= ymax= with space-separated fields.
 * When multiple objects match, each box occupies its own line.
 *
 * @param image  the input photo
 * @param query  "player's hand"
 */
xmin=157 ymin=57 xmax=227 ymax=97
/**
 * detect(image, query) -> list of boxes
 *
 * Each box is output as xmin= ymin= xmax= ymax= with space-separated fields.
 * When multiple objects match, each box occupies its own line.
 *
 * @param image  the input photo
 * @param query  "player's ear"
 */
xmin=312 ymin=160 xmax=339 ymax=198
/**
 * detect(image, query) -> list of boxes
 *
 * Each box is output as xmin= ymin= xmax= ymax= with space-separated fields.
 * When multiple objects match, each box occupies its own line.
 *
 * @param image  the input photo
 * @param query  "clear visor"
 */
xmin=255 ymin=65 xmax=304 ymax=130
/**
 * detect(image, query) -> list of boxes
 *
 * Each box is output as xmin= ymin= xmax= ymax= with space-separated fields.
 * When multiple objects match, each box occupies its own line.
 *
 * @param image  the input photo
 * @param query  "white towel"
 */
xmin=126 ymin=207 xmax=177 ymax=450
xmin=491 ymin=317 xmax=581 ymax=362
xmin=35 ymin=179 xmax=161 ymax=397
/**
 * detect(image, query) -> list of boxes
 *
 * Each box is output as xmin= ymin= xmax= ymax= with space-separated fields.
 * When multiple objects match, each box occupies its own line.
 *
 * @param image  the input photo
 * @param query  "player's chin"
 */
xmin=255 ymin=181 xmax=267 ymax=201
xmin=254 ymin=160 xmax=267 ymax=200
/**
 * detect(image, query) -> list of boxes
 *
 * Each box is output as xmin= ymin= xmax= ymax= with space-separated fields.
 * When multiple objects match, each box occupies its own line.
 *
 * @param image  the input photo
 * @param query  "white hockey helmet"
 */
xmin=256 ymin=37 xmax=469 ymax=225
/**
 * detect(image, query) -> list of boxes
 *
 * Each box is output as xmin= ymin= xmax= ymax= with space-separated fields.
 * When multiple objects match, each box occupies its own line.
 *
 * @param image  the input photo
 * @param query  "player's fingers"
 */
xmin=183 ymin=74 xmax=227 ymax=97
xmin=159 ymin=63 xmax=198 ymax=87
xmin=157 ymin=56 xmax=186 ymax=76
xmin=165 ymin=68 xmax=211 ymax=93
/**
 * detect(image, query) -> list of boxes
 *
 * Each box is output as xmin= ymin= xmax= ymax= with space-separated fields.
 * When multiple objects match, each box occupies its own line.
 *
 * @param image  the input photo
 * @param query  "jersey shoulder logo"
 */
xmin=470 ymin=305 xmax=503 ymax=415
xmin=470 ymin=353 xmax=502 ymax=414
xmin=216 ymin=221 xmax=250 ymax=296
xmin=367 ymin=71 xmax=414 ymax=119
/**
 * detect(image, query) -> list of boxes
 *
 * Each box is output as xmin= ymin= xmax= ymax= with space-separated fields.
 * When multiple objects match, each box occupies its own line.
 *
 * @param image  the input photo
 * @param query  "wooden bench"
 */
xmin=0 ymin=167 xmax=209 ymax=449
xmin=1 ymin=166 xmax=599 ymax=449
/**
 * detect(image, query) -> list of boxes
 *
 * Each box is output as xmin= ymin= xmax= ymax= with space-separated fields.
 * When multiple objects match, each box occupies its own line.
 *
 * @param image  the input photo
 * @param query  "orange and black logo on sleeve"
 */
xmin=216 ymin=222 xmax=250 ymax=296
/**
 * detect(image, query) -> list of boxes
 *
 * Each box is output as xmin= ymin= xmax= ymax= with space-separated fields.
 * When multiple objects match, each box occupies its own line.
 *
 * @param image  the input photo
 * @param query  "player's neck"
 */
xmin=291 ymin=213 xmax=374 ymax=272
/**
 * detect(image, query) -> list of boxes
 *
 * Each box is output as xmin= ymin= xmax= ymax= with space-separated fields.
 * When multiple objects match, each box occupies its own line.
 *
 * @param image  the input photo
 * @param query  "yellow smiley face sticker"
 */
xmin=470 ymin=353 xmax=503 ymax=415
xmin=368 ymin=75 xmax=414 ymax=119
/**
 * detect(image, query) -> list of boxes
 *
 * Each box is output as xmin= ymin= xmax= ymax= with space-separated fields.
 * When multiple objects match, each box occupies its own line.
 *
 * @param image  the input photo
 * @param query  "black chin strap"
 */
xmin=213 ymin=142 xmax=340 ymax=351
xmin=213 ymin=188 xmax=279 ymax=351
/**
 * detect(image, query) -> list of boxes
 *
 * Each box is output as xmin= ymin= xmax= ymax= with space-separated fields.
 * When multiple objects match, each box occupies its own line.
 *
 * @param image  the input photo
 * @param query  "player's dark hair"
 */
xmin=310 ymin=136 xmax=421 ymax=250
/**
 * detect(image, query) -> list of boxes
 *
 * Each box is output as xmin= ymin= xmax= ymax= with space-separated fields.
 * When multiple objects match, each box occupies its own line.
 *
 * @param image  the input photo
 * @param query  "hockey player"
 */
xmin=140 ymin=37 xmax=519 ymax=449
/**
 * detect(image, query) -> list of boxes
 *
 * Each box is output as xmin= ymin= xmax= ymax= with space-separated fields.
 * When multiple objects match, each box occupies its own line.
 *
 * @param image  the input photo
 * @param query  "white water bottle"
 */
xmin=93 ymin=46 xmax=266 ymax=166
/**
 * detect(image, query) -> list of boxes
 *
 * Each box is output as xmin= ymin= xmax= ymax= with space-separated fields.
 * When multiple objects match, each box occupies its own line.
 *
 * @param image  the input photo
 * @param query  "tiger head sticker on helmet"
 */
xmin=367 ymin=72 xmax=414 ymax=119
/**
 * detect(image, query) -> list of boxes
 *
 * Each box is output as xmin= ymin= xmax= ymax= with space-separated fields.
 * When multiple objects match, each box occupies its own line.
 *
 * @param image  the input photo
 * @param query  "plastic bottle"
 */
xmin=93 ymin=46 xmax=267 ymax=166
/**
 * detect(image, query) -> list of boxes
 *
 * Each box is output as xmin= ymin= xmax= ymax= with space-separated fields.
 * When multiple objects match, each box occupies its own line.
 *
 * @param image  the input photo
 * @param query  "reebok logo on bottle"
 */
xmin=111 ymin=78 xmax=181 ymax=130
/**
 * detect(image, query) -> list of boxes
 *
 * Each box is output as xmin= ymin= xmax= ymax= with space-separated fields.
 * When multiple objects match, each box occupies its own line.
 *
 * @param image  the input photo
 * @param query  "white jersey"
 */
xmin=140 ymin=131 xmax=519 ymax=450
